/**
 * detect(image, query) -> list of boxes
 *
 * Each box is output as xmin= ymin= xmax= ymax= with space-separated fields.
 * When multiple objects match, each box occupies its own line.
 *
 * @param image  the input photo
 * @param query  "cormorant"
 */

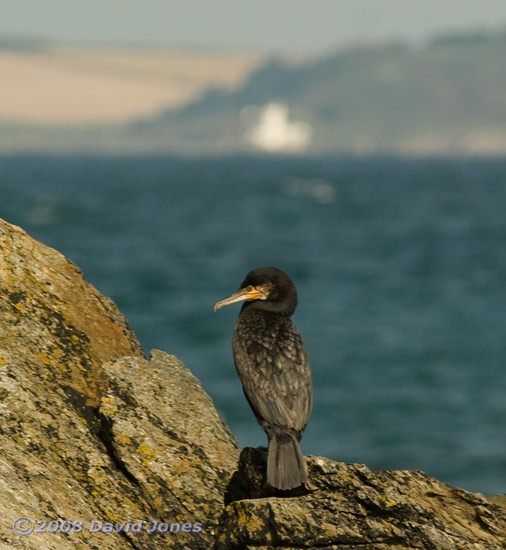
xmin=214 ymin=266 xmax=313 ymax=490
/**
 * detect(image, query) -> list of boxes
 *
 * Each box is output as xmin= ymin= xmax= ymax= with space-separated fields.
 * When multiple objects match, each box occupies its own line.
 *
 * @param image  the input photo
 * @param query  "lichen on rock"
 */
xmin=1 ymin=217 xmax=505 ymax=550
xmin=0 ymin=218 xmax=238 ymax=550
xmin=217 ymin=448 xmax=506 ymax=550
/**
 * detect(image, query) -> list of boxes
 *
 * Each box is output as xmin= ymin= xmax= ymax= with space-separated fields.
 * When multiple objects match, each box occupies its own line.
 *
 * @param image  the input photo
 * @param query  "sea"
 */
xmin=1 ymin=154 xmax=505 ymax=496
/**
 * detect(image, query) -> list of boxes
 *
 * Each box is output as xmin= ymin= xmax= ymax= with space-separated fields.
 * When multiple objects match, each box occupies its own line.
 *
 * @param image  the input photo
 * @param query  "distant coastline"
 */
xmin=3 ymin=29 xmax=506 ymax=155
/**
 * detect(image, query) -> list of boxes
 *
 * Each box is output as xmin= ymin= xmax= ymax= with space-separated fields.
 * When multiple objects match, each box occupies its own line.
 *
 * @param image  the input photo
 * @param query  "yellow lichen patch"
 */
xmin=235 ymin=506 xmax=266 ymax=533
xmin=168 ymin=458 xmax=192 ymax=477
xmin=153 ymin=496 xmax=163 ymax=508
xmin=74 ymin=413 xmax=88 ymax=426
xmin=136 ymin=442 xmax=157 ymax=464
xmin=52 ymin=348 xmax=64 ymax=360
xmin=99 ymin=396 xmax=117 ymax=416
xmin=236 ymin=506 xmax=248 ymax=527
xmin=55 ymin=361 xmax=67 ymax=374
xmin=38 ymin=352 xmax=52 ymax=365
xmin=120 ymin=497 xmax=143 ymax=515
xmin=49 ymin=348 xmax=66 ymax=372
xmin=0 ymin=355 xmax=6 ymax=365
xmin=104 ymin=511 xmax=120 ymax=522
xmin=71 ymin=334 xmax=80 ymax=343
xmin=14 ymin=302 xmax=26 ymax=313
xmin=380 ymin=493 xmax=398 ymax=507
xmin=115 ymin=432 xmax=132 ymax=445
xmin=37 ymin=351 xmax=66 ymax=373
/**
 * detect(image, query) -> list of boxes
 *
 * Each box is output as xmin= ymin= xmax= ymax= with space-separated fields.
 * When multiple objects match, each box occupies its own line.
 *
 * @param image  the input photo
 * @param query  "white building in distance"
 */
xmin=243 ymin=102 xmax=312 ymax=153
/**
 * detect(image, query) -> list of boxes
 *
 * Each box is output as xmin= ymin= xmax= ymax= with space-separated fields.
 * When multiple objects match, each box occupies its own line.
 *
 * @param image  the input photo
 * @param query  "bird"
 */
xmin=214 ymin=266 xmax=313 ymax=490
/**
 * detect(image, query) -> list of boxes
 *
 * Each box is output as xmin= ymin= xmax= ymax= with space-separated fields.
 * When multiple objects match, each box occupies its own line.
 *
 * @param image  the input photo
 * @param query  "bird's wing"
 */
xmin=232 ymin=317 xmax=313 ymax=433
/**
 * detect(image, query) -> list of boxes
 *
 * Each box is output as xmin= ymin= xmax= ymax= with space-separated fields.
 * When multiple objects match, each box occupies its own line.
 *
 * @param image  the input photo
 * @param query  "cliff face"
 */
xmin=0 ymin=217 xmax=505 ymax=550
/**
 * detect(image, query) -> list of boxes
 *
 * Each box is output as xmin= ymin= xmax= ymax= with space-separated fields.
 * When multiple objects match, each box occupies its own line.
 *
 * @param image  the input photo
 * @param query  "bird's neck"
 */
xmin=241 ymin=299 xmax=296 ymax=316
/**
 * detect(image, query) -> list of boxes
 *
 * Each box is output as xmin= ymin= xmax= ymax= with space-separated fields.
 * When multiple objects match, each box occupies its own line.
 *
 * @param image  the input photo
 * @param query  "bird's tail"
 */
xmin=267 ymin=430 xmax=307 ymax=490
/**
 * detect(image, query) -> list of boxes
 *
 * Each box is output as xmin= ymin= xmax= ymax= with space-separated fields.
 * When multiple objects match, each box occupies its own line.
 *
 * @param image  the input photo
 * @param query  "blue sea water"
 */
xmin=1 ymin=154 xmax=506 ymax=496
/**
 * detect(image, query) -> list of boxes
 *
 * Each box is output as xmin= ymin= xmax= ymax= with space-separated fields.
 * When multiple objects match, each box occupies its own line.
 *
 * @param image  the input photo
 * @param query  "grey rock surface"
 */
xmin=98 ymin=352 xmax=241 ymax=549
xmin=218 ymin=448 xmax=506 ymax=550
xmin=0 ymin=218 xmax=239 ymax=549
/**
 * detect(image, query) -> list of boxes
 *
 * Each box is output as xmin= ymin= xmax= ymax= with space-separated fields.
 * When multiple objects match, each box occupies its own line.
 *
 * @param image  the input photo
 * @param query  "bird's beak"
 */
xmin=214 ymin=287 xmax=264 ymax=311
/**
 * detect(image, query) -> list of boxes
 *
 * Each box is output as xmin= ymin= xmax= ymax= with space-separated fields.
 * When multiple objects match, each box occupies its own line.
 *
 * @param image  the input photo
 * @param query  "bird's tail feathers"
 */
xmin=267 ymin=430 xmax=307 ymax=490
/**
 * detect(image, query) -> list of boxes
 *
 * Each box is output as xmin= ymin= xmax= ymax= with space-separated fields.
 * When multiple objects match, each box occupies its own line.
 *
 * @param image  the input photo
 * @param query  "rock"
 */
xmin=98 ymin=351 xmax=240 ymax=548
xmin=217 ymin=447 xmax=506 ymax=550
xmin=1 ymin=217 xmax=505 ymax=550
xmin=0 ymin=219 xmax=143 ymax=405
xmin=0 ymin=218 xmax=239 ymax=550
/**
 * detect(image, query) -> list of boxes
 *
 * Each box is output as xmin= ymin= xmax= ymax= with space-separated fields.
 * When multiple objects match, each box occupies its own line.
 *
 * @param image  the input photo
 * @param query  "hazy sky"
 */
xmin=3 ymin=0 xmax=506 ymax=54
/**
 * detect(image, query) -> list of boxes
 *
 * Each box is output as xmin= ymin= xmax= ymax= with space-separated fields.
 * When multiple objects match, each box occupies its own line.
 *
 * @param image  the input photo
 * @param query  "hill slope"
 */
xmin=132 ymin=30 xmax=506 ymax=155
xmin=3 ymin=30 xmax=506 ymax=154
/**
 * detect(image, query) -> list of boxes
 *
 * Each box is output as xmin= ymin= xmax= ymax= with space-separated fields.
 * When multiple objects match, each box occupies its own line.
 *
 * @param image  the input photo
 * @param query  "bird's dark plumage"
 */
xmin=214 ymin=267 xmax=313 ymax=490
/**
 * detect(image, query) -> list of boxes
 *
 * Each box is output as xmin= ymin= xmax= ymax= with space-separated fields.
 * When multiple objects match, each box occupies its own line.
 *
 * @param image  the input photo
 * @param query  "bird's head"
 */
xmin=214 ymin=266 xmax=298 ymax=315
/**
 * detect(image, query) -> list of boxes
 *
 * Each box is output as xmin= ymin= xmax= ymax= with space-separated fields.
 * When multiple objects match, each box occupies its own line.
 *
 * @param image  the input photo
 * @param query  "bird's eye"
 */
xmin=246 ymin=285 xmax=254 ymax=291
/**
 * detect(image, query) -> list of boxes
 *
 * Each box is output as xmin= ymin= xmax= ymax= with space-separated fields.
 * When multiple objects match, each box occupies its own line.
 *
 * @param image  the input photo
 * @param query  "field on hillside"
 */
xmin=0 ymin=47 xmax=263 ymax=124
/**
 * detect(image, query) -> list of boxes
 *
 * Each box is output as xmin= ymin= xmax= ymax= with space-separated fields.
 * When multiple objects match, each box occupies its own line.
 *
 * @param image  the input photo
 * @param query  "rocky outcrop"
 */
xmin=97 ymin=352 xmax=240 ymax=549
xmin=0 ymin=218 xmax=142 ymax=407
xmin=0 ymin=217 xmax=505 ymax=550
xmin=0 ymin=219 xmax=239 ymax=550
xmin=219 ymin=448 xmax=506 ymax=549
